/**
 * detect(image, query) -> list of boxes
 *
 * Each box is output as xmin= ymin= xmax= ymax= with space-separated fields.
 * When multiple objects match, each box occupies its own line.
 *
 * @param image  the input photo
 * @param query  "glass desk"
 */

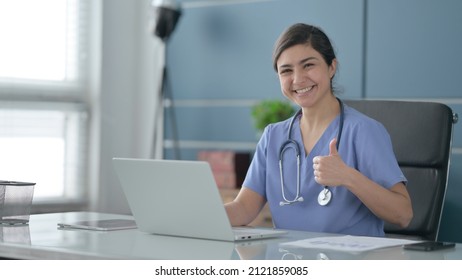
xmin=0 ymin=212 xmax=460 ymax=260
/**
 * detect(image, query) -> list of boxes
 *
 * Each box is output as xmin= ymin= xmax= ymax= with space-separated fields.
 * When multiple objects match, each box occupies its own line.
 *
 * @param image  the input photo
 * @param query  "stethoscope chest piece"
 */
xmin=317 ymin=188 xmax=332 ymax=206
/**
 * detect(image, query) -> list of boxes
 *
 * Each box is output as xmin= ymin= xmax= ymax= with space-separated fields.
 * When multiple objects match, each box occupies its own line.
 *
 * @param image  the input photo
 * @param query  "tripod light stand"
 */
xmin=151 ymin=0 xmax=181 ymax=159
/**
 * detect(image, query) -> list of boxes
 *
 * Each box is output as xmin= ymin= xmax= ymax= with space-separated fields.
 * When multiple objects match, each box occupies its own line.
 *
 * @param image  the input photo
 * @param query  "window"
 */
xmin=0 ymin=0 xmax=91 ymax=206
xmin=0 ymin=0 xmax=83 ymax=84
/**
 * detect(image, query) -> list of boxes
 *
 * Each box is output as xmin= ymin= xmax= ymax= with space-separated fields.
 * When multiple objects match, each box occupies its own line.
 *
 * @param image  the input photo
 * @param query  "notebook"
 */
xmin=112 ymin=158 xmax=287 ymax=242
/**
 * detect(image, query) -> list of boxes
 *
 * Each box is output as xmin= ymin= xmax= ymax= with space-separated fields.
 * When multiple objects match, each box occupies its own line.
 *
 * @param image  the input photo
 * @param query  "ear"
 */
xmin=329 ymin=58 xmax=337 ymax=79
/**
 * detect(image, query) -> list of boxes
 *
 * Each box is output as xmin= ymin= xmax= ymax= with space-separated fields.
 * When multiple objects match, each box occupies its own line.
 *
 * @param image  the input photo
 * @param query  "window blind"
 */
xmin=0 ymin=0 xmax=91 ymax=204
xmin=0 ymin=0 xmax=88 ymax=99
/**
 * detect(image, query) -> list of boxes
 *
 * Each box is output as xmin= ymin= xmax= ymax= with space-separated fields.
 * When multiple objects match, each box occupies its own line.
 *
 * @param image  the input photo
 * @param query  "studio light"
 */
xmin=152 ymin=0 xmax=181 ymax=41
xmin=150 ymin=0 xmax=182 ymax=159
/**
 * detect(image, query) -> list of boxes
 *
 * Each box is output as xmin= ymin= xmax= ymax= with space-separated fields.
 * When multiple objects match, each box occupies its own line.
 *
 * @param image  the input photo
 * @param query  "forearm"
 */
xmin=344 ymin=167 xmax=413 ymax=228
xmin=225 ymin=201 xmax=253 ymax=226
xmin=224 ymin=187 xmax=266 ymax=227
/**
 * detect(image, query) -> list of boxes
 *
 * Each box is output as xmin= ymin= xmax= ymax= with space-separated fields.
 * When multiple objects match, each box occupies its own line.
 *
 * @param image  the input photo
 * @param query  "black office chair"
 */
xmin=345 ymin=99 xmax=458 ymax=241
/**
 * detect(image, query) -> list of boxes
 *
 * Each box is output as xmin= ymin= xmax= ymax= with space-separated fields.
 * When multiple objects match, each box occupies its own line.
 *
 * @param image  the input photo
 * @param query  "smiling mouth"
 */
xmin=294 ymin=85 xmax=315 ymax=94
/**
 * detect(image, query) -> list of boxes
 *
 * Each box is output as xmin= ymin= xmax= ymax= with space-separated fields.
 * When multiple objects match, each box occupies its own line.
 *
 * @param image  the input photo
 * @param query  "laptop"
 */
xmin=112 ymin=158 xmax=287 ymax=242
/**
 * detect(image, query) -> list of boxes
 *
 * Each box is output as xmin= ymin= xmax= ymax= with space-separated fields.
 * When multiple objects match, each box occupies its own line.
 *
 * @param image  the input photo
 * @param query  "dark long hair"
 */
xmin=272 ymin=23 xmax=337 ymax=74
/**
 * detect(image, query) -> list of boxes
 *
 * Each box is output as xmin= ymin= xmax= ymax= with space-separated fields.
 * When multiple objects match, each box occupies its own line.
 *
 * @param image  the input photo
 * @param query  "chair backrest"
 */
xmin=345 ymin=99 xmax=456 ymax=241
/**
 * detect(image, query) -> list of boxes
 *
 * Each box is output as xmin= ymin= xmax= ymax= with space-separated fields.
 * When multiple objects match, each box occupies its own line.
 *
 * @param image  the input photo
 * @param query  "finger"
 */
xmin=314 ymin=174 xmax=321 ymax=184
xmin=329 ymin=138 xmax=338 ymax=156
xmin=313 ymin=156 xmax=320 ymax=164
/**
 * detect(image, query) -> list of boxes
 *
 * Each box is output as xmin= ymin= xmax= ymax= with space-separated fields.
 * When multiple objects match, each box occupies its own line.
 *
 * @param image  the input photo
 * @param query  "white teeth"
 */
xmin=295 ymin=86 xmax=314 ymax=94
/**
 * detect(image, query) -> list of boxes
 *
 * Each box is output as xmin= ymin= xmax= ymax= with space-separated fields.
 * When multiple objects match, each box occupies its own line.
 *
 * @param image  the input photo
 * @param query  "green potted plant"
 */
xmin=251 ymin=99 xmax=295 ymax=133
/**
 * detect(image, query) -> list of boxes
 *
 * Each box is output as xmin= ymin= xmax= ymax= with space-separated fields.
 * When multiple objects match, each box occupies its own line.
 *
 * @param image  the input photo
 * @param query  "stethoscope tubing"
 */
xmin=278 ymin=98 xmax=344 ymax=206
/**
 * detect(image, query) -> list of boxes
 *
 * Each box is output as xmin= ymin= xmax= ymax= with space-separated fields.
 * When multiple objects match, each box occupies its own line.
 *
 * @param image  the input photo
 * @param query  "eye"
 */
xmin=279 ymin=68 xmax=292 ymax=75
xmin=304 ymin=63 xmax=314 ymax=69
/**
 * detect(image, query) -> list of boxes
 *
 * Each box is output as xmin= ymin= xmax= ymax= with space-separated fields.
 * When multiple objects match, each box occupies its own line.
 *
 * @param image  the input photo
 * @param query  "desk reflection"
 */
xmin=234 ymin=238 xmax=456 ymax=260
xmin=0 ymin=224 xmax=31 ymax=245
xmin=132 ymin=233 xmax=235 ymax=259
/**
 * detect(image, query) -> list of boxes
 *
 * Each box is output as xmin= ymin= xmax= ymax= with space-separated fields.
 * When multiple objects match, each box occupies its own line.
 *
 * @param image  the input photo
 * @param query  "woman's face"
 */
xmin=276 ymin=44 xmax=336 ymax=108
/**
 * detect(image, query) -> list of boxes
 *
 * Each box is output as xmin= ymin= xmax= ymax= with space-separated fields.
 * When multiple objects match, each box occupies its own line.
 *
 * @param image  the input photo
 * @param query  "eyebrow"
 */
xmin=278 ymin=57 xmax=317 ymax=70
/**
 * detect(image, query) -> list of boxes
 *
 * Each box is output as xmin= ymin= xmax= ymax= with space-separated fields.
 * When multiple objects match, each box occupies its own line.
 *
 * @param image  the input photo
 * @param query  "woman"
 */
xmin=225 ymin=23 xmax=413 ymax=237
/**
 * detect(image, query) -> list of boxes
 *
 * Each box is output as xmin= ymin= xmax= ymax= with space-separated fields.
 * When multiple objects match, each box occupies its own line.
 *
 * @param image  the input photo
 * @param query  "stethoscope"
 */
xmin=279 ymin=98 xmax=344 ymax=206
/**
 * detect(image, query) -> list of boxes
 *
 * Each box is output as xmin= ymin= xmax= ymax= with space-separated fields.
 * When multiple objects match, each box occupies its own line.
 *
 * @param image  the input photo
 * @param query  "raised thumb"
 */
xmin=329 ymin=138 xmax=338 ymax=156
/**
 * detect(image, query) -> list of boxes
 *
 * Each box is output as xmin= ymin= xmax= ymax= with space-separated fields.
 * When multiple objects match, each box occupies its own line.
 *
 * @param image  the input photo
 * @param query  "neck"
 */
xmin=300 ymin=96 xmax=340 ymax=129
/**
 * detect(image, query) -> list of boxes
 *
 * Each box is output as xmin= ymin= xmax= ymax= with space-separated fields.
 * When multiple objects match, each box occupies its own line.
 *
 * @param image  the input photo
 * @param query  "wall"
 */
xmin=95 ymin=0 xmax=163 ymax=214
xmin=164 ymin=0 xmax=462 ymax=242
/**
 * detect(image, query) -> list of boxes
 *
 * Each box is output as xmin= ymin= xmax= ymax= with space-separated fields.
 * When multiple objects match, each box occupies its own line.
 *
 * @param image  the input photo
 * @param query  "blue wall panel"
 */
xmin=164 ymin=106 xmax=256 ymax=142
xmin=366 ymin=0 xmax=462 ymax=98
xmin=169 ymin=0 xmax=364 ymax=100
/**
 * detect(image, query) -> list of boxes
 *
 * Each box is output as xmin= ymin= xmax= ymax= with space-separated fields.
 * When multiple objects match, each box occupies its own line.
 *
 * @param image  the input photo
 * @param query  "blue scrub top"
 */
xmin=243 ymin=104 xmax=406 ymax=237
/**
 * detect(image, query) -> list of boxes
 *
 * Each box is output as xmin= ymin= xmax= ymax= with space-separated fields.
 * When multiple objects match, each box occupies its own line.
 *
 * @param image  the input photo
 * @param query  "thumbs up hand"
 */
xmin=329 ymin=138 xmax=339 ymax=156
xmin=312 ymin=138 xmax=348 ymax=187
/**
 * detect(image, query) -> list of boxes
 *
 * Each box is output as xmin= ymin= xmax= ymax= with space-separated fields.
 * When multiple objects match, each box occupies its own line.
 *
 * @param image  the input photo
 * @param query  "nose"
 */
xmin=292 ymin=69 xmax=305 ymax=85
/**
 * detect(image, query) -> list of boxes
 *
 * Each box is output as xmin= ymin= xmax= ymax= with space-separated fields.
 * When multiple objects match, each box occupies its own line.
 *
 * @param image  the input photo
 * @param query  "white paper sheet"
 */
xmin=281 ymin=235 xmax=420 ymax=252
